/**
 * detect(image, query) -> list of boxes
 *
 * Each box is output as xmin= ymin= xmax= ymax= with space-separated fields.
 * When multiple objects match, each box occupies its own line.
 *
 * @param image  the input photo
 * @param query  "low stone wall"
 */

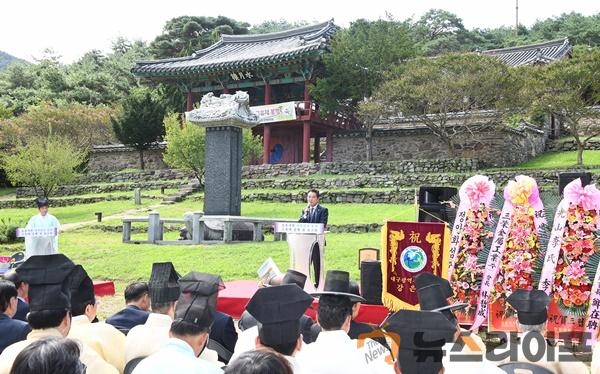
xmin=546 ymin=139 xmax=600 ymax=152
xmin=332 ymin=124 xmax=547 ymax=168
xmin=78 ymin=169 xmax=193 ymax=184
xmin=88 ymin=143 xmax=168 ymax=172
xmin=240 ymin=190 xmax=416 ymax=204
xmin=242 ymin=169 xmax=599 ymax=191
xmin=16 ymin=180 xmax=186 ymax=198
xmin=0 ymin=194 xmax=162 ymax=209
xmin=242 ymin=159 xmax=478 ymax=179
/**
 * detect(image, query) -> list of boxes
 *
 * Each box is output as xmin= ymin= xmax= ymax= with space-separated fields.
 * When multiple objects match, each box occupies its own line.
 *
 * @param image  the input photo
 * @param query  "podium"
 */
xmin=274 ymin=222 xmax=325 ymax=293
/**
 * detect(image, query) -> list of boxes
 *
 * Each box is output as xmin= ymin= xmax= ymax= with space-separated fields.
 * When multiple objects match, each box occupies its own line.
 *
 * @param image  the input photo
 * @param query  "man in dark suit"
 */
xmin=0 ymin=280 xmax=30 ymax=353
xmin=106 ymin=282 xmax=151 ymax=335
xmin=3 ymin=270 xmax=29 ymax=322
xmin=298 ymin=189 xmax=328 ymax=226
xmin=210 ymin=310 xmax=238 ymax=363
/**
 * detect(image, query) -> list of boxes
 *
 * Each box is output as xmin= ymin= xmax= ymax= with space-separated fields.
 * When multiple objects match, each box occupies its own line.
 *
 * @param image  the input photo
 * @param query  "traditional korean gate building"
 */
xmin=132 ymin=20 xmax=359 ymax=164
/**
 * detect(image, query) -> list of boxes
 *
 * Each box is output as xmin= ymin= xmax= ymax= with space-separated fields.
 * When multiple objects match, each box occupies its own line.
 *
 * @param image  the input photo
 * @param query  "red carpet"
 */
xmin=217 ymin=280 xmax=390 ymax=324
xmin=93 ymin=280 xmax=116 ymax=297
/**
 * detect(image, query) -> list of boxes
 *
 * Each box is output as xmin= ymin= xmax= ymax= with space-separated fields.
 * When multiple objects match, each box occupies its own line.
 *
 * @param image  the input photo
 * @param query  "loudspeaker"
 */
xmin=418 ymin=187 xmax=458 ymax=223
xmin=360 ymin=260 xmax=383 ymax=305
xmin=558 ymin=172 xmax=592 ymax=196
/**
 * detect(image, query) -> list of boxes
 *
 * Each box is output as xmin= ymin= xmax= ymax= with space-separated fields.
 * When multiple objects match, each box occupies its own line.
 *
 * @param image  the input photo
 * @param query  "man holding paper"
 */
xmin=24 ymin=197 xmax=60 ymax=258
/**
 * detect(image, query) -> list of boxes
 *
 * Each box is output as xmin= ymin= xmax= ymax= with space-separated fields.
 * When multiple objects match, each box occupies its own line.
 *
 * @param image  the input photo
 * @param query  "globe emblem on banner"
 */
xmin=400 ymin=246 xmax=427 ymax=273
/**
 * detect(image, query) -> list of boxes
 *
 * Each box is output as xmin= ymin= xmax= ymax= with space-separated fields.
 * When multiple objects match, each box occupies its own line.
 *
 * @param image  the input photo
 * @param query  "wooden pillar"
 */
xmin=186 ymin=91 xmax=193 ymax=112
xmin=302 ymin=122 xmax=311 ymax=163
xmin=264 ymin=81 xmax=272 ymax=105
xmin=263 ymin=125 xmax=271 ymax=165
xmin=314 ymin=136 xmax=320 ymax=163
xmin=326 ymin=130 xmax=333 ymax=162
xmin=304 ymin=79 xmax=311 ymax=102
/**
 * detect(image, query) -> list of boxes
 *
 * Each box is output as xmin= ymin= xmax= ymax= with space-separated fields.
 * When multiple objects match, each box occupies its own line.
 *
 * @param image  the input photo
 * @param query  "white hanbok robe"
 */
xmin=24 ymin=213 xmax=59 ymax=257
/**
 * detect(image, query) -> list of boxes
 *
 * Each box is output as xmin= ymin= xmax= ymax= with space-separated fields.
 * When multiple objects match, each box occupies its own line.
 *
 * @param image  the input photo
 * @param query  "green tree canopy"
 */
xmin=311 ymin=18 xmax=416 ymax=115
xmin=149 ymin=16 xmax=250 ymax=59
xmin=528 ymin=47 xmax=600 ymax=165
xmin=111 ymin=88 xmax=166 ymax=169
xmin=249 ymin=19 xmax=309 ymax=34
xmin=2 ymin=136 xmax=85 ymax=197
xmin=365 ymin=53 xmax=526 ymax=154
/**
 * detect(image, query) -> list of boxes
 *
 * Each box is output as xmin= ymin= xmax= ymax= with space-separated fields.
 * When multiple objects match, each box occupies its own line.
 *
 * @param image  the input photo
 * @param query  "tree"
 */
xmin=149 ymin=16 xmax=250 ymax=59
xmin=163 ymin=113 xmax=264 ymax=181
xmin=250 ymin=19 xmax=309 ymax=34
xmin=111 ymin=88 xmax=166 ymax=169
xmin=529 ymin=47 xmax=600 ymax=165
xmin=2 ymin=136 xmax=84 ymax=197
xmin=366 ymin=53 xmax=525 ymax=154
xmin=311 ymin=18 xmax=416 ymax=116
xmin=1 ymin=102 xmax=116 ymax=153
xmin=163 ymin=113 xmax=205 ymax=182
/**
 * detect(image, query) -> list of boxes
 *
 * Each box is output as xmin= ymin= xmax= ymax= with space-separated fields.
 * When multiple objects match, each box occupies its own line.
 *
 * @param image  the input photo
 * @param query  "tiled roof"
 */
xmin=482 ymin=38 xmax=571 ymax=66
xmin=132 ymin=20 xmax=337 ymax=77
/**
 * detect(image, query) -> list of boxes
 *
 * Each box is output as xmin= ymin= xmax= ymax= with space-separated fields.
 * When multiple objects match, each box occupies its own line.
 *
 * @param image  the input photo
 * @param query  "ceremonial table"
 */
xmin=217 ymin=280 xmax=390 ymax=324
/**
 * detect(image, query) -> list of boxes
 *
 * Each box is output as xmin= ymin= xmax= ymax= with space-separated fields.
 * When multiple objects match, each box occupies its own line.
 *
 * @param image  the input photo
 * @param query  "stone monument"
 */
xmin=185 ymin=91 xmax=259 ymax=216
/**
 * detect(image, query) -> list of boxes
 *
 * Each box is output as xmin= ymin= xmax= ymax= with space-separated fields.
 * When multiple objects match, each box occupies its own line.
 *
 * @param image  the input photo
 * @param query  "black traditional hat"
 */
xmin=69 ymin=265 xmax=95 ymax=311
xmin=415 ymin=272 xmax=466 ymax=325
xmin=174 ymin=272 xmax=224 ymax=329
xmin=35 ymin=197 xmax=49 ymax=208
xmin=415 ymin=272 xmax=453 ymax=299
xmin=310 ymin=270 xmax=365 ymax=303
xmin=149 ymin=262 xmax=180 ymax=304
xmin=281 ymin=269 xmax=307 ymax=289
xmin=382 ymin=309 xmax=457 ymax=374
xmin=246 ymin=284 xmax=313 ymax=346
xmin=16 ymin=254 xmax=75 ymax=312
xmin=506 ymin=289 xmax=550 ymax=325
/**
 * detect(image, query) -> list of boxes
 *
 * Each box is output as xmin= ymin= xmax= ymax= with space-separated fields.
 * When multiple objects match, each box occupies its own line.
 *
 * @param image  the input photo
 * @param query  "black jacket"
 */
xmin=210 ymin=311 xmax=238 ymax=363
xmin=106 ymin=305 xmax=150 ymax=334
xmin=13 ymin=298 xmax=29 ymax=322
xmin=0 ymin=313 xmax=31 ymax=353
xmin=299 ymin=204 xmax=329 ymax=226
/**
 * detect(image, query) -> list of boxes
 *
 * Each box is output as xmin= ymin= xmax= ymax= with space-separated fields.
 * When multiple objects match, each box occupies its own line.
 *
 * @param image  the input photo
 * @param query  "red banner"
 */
xmin=381 ymin=221 xmax=450 ymax=311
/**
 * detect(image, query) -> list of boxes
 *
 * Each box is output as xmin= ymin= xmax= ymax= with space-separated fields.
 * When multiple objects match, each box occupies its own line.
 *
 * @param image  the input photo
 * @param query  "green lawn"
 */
xmin=502 ymin=150 xmax=600 ymax=170
xmin=0 ymin=228 xmax=381 ymax=287
xmin=154 ymin=200 xmax=416 ymax=225
xmin=0 ymin=198 xmax=162 ymax=226
xmin=0 ymin=188 xmax=15 ymax=197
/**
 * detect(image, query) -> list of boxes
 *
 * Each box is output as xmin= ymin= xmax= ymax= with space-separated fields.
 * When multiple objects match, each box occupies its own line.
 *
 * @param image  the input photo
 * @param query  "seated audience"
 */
xmin=0 ymin=281 xmax=30 ymax=353
xmin=67 ymin=265 xmax=125 ymax=372
xmin=9 ymin=336 xmax=85 ymax=374
xmin=296 ymin=270 xmax=390 ymax=373
xmin=2 ymin=270 xmax=29 ymax=322
xmin=0 ymin=254 xmax=118 ymax=374
xmin=106 ymin=281 xmax=151 ymax=334
xmin=132 ymin=272 xmax=225 ymax=374
xmin=225 ymin=349 xmax=293 ymax=374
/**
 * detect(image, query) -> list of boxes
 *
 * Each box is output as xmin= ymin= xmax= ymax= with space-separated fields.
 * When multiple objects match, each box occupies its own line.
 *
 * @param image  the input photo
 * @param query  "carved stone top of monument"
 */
xmin=185 ymin=91 xmax=259 ymax=128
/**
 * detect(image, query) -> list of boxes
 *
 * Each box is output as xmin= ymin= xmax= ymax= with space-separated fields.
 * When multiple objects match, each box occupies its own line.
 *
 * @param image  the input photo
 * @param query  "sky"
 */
xmin=2 ymin=0 xmax=600 ymax=63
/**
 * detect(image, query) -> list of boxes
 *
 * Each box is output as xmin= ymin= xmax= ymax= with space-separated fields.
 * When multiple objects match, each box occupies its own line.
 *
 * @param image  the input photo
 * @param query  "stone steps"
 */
xmin=161 ymin=179 xmax=201 ymax=204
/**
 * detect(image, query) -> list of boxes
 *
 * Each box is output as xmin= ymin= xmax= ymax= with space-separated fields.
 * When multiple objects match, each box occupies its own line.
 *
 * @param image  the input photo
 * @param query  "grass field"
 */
xmin=506 ymin=150 xmax=600 ymax=170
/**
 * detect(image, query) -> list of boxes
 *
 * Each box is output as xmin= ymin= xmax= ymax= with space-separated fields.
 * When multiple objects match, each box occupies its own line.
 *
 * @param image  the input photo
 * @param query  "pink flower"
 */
xmin=460 ymin=175 xmax=496 ymax=209
xmin=564 ymin=261 xmax=586 ymax=281
xmin=564 ymin=179 xmax=600 ymax=211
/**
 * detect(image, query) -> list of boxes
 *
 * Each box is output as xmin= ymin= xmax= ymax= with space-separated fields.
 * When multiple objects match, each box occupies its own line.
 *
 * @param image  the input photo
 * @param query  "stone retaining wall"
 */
xmin=240 ymin=190 xmax=416 ymax=204
xmin=16 ymin=180 xmax=186 ymax=198
xmin=78 ymin=169 xmax=193 ymax=184
xmin=332 ymin=124 xmax=547 ymax=168
xmin=242 ymin=159 xmax=478 ymax=179
xmin=88 ymin=143 xmax=168 ymax=172
xmin=242 ymin=169 xmax=599 ymax=191
xmin=0 ymin=194 xmax=161 ymax=209
xmin=546 ymin=139 xmax=600 ymax=152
